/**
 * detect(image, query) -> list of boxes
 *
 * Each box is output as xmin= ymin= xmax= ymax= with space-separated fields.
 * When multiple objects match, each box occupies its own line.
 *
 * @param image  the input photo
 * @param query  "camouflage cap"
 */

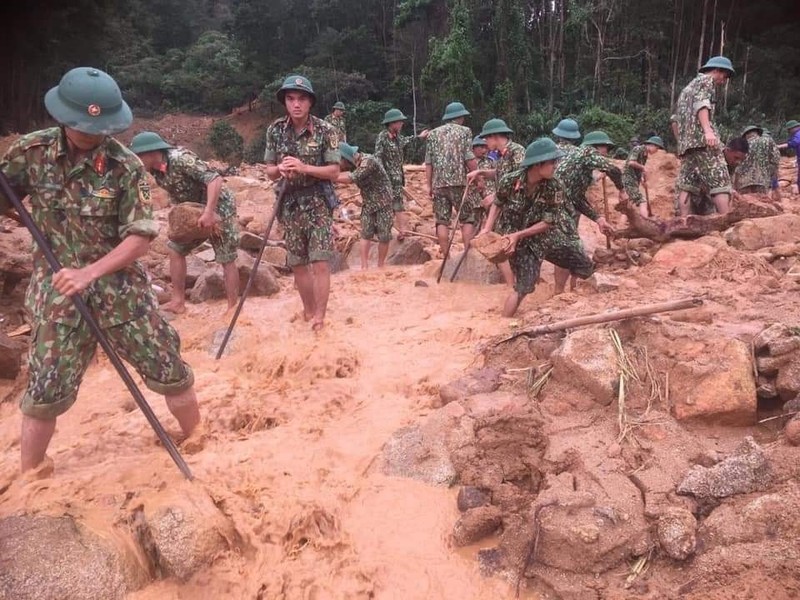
xmin=520 ymin=138 xmax=565 ymax=168
xmin=277 ymin=74 xmax=316 ymax=105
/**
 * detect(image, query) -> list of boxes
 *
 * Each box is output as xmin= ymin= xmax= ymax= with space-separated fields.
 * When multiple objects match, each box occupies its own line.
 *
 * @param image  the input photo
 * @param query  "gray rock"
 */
xmin=677 ymin=436 xmax=772 ymax=499
xmin=776 ymin=356 xmax=800 ymax=402
xmin=0 ymin=514 xmax=148 ymax=600
xmin=657 ymin=507 xmax=698 ymax=560
xmin=438 ymin=368 xmax=502 ymax=407
xmin=235 ymin=252 xmax=280 ymax=297
xmin=441 ymin=251 xmax=504 ymax=284
xmin=551 ymin=328 xmax=618 ymax=406
xmin=452 ymin=506 xmax=503 ymax=546
xmin=588 ymin=272 xmax=621 ymax=292
xmin=0 ymin=332 xmax=22 ymax=379
xmin=239 ymin=231 xmax=264 ymax=251
xmin=387 ymin=238 xmax=432 ymax=266
xmin=457 ymin=486 xmax=491 ymax=511
xmin=184 ymin=255 xmax=206 ymax=288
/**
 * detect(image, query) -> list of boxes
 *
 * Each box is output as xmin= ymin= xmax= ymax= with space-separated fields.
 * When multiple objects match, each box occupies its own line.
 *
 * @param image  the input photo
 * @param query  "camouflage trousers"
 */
xmin=673 ymin=190 xmax=717 ymax=216
xmin=361 ymin=203 xmax=393 ymax=243
xmin=21 ymin=311 xmax=194 ymax=419
xmin=281 ymin=194 xmax=334 ymax=267
xmin=390 ymin=183 xmax=405 ymax=212
xmin=676 ymin=147 xmax=732 ymax=196
xmin=622 ymin=172 xmax=646 ymax=206
xmin=433 ymin=186 xmax=479 ymax=227
xmin=168 ymin=213 xmax=239 ymax=264
xmin=511 ymin=233 xmax=594 ymax=297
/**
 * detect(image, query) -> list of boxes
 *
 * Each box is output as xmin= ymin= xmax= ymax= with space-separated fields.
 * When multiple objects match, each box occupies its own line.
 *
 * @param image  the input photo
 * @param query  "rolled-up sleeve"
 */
xmin=118 ymin=168 xmax=159 ymax=239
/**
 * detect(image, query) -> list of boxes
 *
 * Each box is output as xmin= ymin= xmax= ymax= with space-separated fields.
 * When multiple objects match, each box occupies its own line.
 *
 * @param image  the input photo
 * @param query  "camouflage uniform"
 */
xmin=554 ymin=145 xmax=623 ymax=222
xmin=674 ymin=73 xmax=732 ymax=196
xmin=324 ymin=113 xmax=347 ymax=144
xmin=735 ymin=135 xmax=781 ymax=193
xmin=622 ymin=145 xmax=648 ymax=206
xmin=496 ymin=170 xmax=593 ymax=297
xmin=496 ymin=141 xmax=526 ymax=180
xmin=374 ymin=129 xmax=414 ymax=212
xmin=679 ymin=156 xmax=737 ymax=215
xmin=264 ymin=115 xmax=340 ymax=266
xmin=467 ymin=155 xmax=496 ymax=217
xmin=347 ymin=153 xmax=394 ymax=243
xmin=425 ymin=122 xmax=475 ymax=226
xmin=556 ymin=140 xmax=579 ymax=156
xmin=154 ymin=147 xmax=239 ymax=264
xmin=0 ymin=127 xmax=194 ymax=419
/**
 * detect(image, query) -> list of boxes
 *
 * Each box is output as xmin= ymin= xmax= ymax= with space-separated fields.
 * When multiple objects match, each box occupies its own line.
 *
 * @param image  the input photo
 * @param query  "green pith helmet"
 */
xmin=741 ymin=125 xmax=763 ymax=137
xmin=785 ymin=120 xmax=800 ymax=131
xmin=582 ymin=130 xmax=615 ymax=147
xmin=472 ymin=135 xmax=488 ymax=147
xmin=479 ymin=118 xmax=514 ymax=138
xmin=276 ymin=74 xmax=316 ymax=105
xmin=442 ymin=101 xmax=470 ymax=121
xmin=333 ymin=101 xmax=346 ymax=111
xmin=700 ymin=56 xmax=735 ymax=75
xmin=520 ymin=138 xmax=565 ymax=169
xmin=552 ymin=118 xmax=581 ymax=140
xmin=339 ymin=142 xmax=359 ymax=165
xmin=130 ymin=131 xmax=173 ymax=154
xmin=645 ymin=135 xmax=665 ymax=149
xmin=382 ymin=108 xmax=408 ymax=125
xmin=44 ymin=67 xmax=132 ymax=135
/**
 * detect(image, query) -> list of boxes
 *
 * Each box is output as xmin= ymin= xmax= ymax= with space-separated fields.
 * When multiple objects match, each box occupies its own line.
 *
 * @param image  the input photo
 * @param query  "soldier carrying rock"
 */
xmin=131 ymin=131 xmax=240 ymax=313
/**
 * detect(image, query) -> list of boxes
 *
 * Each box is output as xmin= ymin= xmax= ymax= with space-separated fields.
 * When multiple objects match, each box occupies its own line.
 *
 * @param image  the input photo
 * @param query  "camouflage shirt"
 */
xmin=735 ymin=135 xmax=781 ymax=190
xmin=347 ymin=153 xmax=393 ymax=212
xmin=374 ymin=129 xmax=415 ymax=189
xmin=324 ymin=113 xmax=347 ymax=143
xmin=496 ymin=141 xmax=526 ymax=180
xmin=674 ymin=73 xmax=718 ymax=156
xmin=264 ymin=115 xmax=340 ymax=190
xmin=0 ymin=127 xmax=158 ymax=329
xmin=623 ymin=145 xmax=648 ymax=185
xmin=424 ymin=122 xmax=474 ymax=189
xmin=476 ymin=155 xmax=497 ymax=196
xmin=495 ymin=169 xmax=567 ymax=247
xmin=153 ymin=147 xmax=236 ymax=219
xmin=554 ymin=145 xmax=623 ymax=221
xmin=556 ymin=140 xmax=579 ymax=156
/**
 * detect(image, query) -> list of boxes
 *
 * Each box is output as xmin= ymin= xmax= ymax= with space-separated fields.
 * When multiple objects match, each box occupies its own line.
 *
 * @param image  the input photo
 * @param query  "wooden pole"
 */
xmin=497 ymin=297 xmax=704 ymax=344
xmin=436 ymin=183 xmax=472 ymax=284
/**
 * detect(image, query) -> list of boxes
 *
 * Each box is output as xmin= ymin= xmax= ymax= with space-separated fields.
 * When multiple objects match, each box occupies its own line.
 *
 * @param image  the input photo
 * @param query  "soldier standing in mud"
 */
xmin=374 ymin=108 xmax=429 ymax=242
xmin=336 ymin=142 xmax=394 ymax=269
xmin=264 ymin=75 xmax=340 ymax=332
xmin=130 ymin=131 xmax=240 ymax=314
xmin=425 ymin=101 xmax=478 ymax=254
xmin=678 ymin=137 xmax=749 ymax=216
xmin=673 ymin=56 xmax=736 ymax=216
xmin=480 ymin=139 xmax=595 ymax=317
xmin=325 ymin=101 xmax=347 ymax=143
xmin=735 ymin=125 xmax=781 ymax=198
xmin=0 ymin=67 xmax=201 ymax=473
xmin=622 ymin=135 xmax=665 ymax=218
xmin=551 ymin=130 xmax=620 ymax=294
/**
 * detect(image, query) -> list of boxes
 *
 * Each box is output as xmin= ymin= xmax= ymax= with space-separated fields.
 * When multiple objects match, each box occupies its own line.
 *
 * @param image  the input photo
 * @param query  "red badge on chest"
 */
xmin=93 ymin=154 xmax=106 ymax=175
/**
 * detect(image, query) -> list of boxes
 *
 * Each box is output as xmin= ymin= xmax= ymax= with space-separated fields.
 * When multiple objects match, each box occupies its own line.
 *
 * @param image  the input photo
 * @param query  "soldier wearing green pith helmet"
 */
xmin=325 ymin=101 xmax=347 ymax=143
xmin=551 ymin=118 xmax=582 ymax=155
xmin=0 ymin=67 xmax=201 ymax=474
xmin=622 ymin=135 xmax=665 ymax=217
xmin=735 ymin=125 xmax=781 ymax=198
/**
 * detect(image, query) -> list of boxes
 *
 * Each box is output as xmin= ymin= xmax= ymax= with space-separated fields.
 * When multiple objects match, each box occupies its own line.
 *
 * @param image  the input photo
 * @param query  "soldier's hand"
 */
xmin=53 ymin=267 xmax=95 ymax=297
xmin=466 ymin=169 xmax=481 ymax=183
xmin=419 ymin=129 xmax=430 ymax=139
xmin=280 ymin=156 xmax=306 ymax=174
xmin=704 ymin=130 xmax=719 ymax=148
xmin=197 ymin=210 xmax=218 ymax=230
xmin=596 ymin=217 xmax=615 ymax=237
xmin=505 ymin=233 xmax=519 ymax=255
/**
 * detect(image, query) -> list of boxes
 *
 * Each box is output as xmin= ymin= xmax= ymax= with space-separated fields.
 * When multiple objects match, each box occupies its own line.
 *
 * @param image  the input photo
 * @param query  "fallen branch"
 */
xmin=496 ymin=297 xmax=703 ymax=344
xmin=402 ymin=188 xmax=424 ymax=206
xmin=399 ymin=229 xmax=438 ymax=241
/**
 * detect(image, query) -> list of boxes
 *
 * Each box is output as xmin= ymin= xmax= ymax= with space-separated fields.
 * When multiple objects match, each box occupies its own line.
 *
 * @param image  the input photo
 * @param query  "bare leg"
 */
xmin=395 ymin=211 xmax=408 ymax=241
xmin=502 ymin=291 xmax=523 ymax=318
xmin=293 ymin=265 xmax=316 ymax=321
xmin=377 ymin=242 xmax=389 ymax=267
xmin=569 ymin=275 xmax=578 ymax=291
xmin=20 ymin=416 xmax=56 ymax=472
xmin=712 ymin=192 xmax=731 ymax=215
xmin=497 ymin=261 xmax=514 ymax=286
xmin=165 ymin=387 xmax=201 ymax=436
xmin=310 ymin=260 xmax=331 ymax=330
xmin=461 ymin=223 xmax=475 ymax=249
xmin=162 ymin=251 xmax=187 ymax=313
xmin=677 ymin=190 xmax=691 ymax=216
xmin=359 ymin=239 xmax=370 ymax=269
xmin=222 ymin=261 xmax=239 ymax=310
xmin=436 ymin=224 xmax=449 ymax=255
xmin=554 ymin=266 xmax=569 ymax=294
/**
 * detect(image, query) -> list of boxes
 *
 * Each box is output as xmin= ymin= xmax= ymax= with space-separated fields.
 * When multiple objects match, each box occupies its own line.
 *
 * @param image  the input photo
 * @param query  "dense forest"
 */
xmin=1 ymin=0 xmax=798 ymax=152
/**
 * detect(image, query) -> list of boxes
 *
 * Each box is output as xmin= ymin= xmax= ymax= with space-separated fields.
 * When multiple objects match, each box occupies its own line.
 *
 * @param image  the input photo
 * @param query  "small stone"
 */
xmin=606 ymin=443 xmax=622 ymax=458
xmin=457 ymin=486 xmax=491 ymax=512
xmin=588 ymin=272 xmax=621 ymax=292
xmin=657 ymin=507 xmax=697 ymax=560
xmin=785 ymin=416 xmax=800 ymax=446
xmin=783 ymin=396 xmax=800 ymax=413
xmin=414 ymin=280 xmax=429 ymax=287
xmin=438 ymin=368 xmax=502 ymax=407
xmin=753 ymin=323 xmax=792 ymax=353
xmin=477 ymin=547 xmax=505 ymax=576
xmin=776 ymin=356 xmax=800 ymax=401
xmin=239 ymin=231 xmax=264 ymax=251
xmin=756 ymin=354 xmax=793 ymax=377
xmin=756 ymin=382 xmax=778 ymax=400
xmin=677 ymin=437 xmax=772 ymax=499
xmin=452 ymin=506 xmax=503 ymax=547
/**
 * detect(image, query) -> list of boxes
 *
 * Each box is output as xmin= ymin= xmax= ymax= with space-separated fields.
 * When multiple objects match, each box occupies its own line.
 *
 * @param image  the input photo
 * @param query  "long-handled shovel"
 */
xmin=0 ymin=171 xmax=193 ymax=480
xmin=215 ymin=181 xmax=287 ymax=359
xmin=436 ymin=182 xmax=471 ymax=284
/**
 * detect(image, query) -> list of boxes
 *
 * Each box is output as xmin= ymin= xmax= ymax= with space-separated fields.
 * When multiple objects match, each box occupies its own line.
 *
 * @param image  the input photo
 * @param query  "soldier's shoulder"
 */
xmin=267 ymin=116 xmax=288 ymax=132
xmin=104 ymin=137 xmax=145 ymax=174
xmin=498 ymin=169 xmax=524 ymax=192
xmin=10 ymin=127 xmax=62 ymax=154
xmin=168 ymin=147 xmax=202 ymax=168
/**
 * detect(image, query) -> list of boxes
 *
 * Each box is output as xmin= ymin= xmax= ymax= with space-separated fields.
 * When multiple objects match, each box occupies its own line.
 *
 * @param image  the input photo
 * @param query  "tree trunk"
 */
xmin=670 ymin=0 xmax=684 ymax=109
xmin=697 ymin=0 xmax=709 ymax=69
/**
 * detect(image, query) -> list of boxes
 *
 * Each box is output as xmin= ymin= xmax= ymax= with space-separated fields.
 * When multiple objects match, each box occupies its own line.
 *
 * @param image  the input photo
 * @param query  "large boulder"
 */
xmin=649 ymin=240 xmax=720 ymax=271
xmin=387 ymin=238 xmax=432 ymax=266
xmin=0 ymin=514 xmax=149 ymax=600
xmin=677 ymin=437 xmax=772 ymax=499
xmin=551 ymin=328 xmax=618 ymax=406
xmin=440 ymin=251 xmax=505 ymax=285
xmin=724 ymin=214 xmax=800 ymax=251
xmin=0 ymin=332 xmax=22 ymax=380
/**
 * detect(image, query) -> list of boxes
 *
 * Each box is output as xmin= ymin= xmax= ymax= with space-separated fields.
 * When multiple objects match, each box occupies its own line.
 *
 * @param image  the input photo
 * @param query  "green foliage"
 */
xmin=577 ymin=107 xmax=636 ymax=148
xmin=345 ymin=100 xmax=394 ymax=149
xmin=244 ymin=126 xmax=268 ymax=165
xmin=207 ymin=120 xmax=244 ymax=166
xmin=508 ymin=108 xmax=563 ymax=145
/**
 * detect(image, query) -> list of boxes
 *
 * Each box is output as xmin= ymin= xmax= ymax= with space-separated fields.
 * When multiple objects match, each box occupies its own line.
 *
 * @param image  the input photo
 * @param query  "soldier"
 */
xmin=131 ymin=132 xmax=240 ymax=313
xmin=425 ymin=101 xmax=478 ymax=254
xmin=0 ymin=67 xmax=201 ymax=473
xmin=622 ymin=135 xmax=665 ymax=217
xmin=673 ymin=56 xmax=736 ymax=216
xmin=325 ymin=101 xmax=347 ymax=143
xmin=735 ymin=125 xmax=781 ymax=196
xmin=336 ymin=142 xmax=394 ymax=269
xmin=678 ymin=136 xmax=749 ymax=215
xmin=552 ymin=130 xmax=621 ymax=294
xmin=778 ymin=120 xmax=800 ymax=193
xmin=480 ymin=139 xmax=594 ymax=317
xmin=264 ymin=75 xmax=340 ymax=332
xmin=551 ymin=118 xmax=582 ymax=155
xmin=373 ymin=108 xmax=429 ymax=241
